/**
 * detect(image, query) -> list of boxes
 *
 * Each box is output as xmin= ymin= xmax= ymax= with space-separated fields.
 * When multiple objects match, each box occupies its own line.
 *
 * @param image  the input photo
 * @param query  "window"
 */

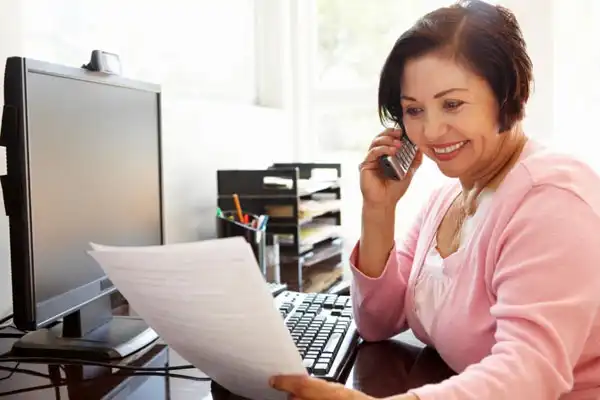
xmin=311 ymin=0 xmax=495 ymax=154
xmin=312 ymin=0 xmax=429 ymax=154
xmin=301 ymin=0 xmax=455 ymax=242
xmin=315 ymin=0 xmax=452 ymax=91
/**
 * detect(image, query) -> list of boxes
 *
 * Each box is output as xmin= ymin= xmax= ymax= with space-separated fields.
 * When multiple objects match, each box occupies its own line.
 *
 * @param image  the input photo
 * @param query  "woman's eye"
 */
xmin=444 ymin=100 xmax=464 ymax=110
xmin=405 ymin=107 xmax=422 ymax=116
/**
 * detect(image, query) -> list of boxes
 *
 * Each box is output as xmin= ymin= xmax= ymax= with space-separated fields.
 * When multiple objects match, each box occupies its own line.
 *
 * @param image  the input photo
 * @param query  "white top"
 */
xmin=414 ymin=190 xmax=494 ymax=336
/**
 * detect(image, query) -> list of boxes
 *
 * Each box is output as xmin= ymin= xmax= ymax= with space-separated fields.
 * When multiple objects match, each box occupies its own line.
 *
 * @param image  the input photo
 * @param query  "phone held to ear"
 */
xmin=379 ymin=135 xmax=418 ymax=180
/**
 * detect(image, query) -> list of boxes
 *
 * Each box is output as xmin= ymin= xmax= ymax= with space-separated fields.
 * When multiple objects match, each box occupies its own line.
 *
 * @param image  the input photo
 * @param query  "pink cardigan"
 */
xmin=350 ymin=142 xmax=600 ymax=399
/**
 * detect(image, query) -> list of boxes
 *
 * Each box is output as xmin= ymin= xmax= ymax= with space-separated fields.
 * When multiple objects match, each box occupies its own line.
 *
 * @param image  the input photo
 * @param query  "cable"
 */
xmin=0 ymin=324 xmax=20 ymax=332
xmin=0 ymin=363 xmax=47 ymax=381
xmin=0 ymin=356 xmax=196 ymax=372
xmin=0 ymin=367 xmax=210 ymax=397
xmin=0 ymin=362 xmax=21 ymax=382
xmin=0 ymin=333 xmax=24 ymax=339
xmin=0 ymin=322 xmax=25 ymax=338
xmin=0 ymin=314 xmax=13 ymax=326
xmin=0 ymin=324 xmax=24 ymax=332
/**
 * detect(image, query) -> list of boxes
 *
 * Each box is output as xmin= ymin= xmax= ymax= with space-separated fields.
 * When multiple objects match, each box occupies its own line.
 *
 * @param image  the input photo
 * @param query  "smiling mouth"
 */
xmin=430 ymin=140 xmax=469 ymax=162
xmin=431 ymin=141 xmax=468 ymax=154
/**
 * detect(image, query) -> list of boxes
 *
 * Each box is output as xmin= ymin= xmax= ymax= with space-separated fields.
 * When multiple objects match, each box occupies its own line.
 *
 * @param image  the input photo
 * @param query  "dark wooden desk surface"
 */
xmin=345 ymin=332 xmax=455 ymax=398
xmin=0 ymin=331 xmax=455 ymax=399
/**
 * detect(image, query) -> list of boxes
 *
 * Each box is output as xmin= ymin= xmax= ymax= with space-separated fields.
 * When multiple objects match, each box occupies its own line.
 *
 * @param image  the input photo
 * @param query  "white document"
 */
xmin=88 ymin=237 xmax=307 ymax=400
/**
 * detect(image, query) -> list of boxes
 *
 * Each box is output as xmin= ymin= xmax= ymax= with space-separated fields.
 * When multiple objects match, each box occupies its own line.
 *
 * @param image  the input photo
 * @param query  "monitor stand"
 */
xmin=11 ymin=295 xmax=158 ymax=361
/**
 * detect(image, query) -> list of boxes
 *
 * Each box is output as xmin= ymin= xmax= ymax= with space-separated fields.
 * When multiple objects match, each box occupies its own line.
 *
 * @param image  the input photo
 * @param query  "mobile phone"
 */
xmin=379 ymin=134 xmax=418 ymax=180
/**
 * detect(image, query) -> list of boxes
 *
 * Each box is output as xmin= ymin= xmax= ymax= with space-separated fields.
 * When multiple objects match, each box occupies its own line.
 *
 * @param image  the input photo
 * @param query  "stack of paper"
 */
xmin=88 ymin=237 xmax=307 ymax=400
xmin=265 ymin=198 xmax=341 ymax=222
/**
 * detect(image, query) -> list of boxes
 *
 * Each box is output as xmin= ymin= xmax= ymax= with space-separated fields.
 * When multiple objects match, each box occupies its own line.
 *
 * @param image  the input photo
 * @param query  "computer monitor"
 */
xmin=0 ymin=57 xmax=164 ymax=360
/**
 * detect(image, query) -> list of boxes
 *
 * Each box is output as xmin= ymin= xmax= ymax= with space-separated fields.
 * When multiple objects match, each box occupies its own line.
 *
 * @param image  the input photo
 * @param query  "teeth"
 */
xmin=433 ymin=141 xmax=466 ymax=154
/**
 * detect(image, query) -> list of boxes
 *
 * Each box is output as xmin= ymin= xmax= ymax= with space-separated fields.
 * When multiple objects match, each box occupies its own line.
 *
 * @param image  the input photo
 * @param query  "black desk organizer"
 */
xmin=217 ymin=210 xmax=267 ymax=276
xmin=217 ymin=163 xmax=344 ymax=292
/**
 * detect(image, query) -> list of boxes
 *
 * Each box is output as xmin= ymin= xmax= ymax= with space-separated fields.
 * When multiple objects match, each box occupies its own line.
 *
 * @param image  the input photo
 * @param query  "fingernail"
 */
xmin=393 ymin=139 xmax=402 ymax=147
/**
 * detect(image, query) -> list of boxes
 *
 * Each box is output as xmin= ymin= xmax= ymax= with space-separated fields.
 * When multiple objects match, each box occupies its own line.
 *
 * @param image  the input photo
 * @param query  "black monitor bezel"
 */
xmin=1 ymin=57 xmax=165 ymax=331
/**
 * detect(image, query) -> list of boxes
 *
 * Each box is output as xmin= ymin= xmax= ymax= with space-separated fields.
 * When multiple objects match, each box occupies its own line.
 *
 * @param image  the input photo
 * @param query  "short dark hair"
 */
xmin=378 ymin=0 xmax=533 ymax=132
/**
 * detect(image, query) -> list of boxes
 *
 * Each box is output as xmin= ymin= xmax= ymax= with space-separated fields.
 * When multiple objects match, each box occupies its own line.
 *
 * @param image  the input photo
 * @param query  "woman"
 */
xmin=271 ymin=1 xmax=600 ymax=399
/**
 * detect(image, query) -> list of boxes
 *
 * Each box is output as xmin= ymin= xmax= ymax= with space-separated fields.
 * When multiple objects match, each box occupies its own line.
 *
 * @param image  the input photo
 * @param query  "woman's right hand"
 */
xmin=359 ymin=128 xmax=423 ymax=208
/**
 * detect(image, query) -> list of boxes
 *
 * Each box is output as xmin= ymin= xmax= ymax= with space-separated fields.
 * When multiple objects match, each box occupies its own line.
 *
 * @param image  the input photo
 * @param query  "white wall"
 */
xmin=160 ymin=99 xmax=292 ymax=242
xmin=0 ymin=0 xmax=293 ymax=317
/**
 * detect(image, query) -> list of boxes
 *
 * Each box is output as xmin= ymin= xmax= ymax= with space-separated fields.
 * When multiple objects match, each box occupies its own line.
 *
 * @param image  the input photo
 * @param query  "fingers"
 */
xmin=270 ymin=375 xmax=354 ymax=400
xmin=362 ymin=129 xmax=418 ymax=176
xmin=370 ymin=129 xmax=404 ymax=148
xmin=366 ymin=128 xmax=408 ymax=163
xmin=270 ymin=375 xmax=322 ymax=398
xmin=364 ymin=145 xmax=397 ymax=164
xmin=369 ymin=135 xmax=402 ymax=150
xmin=375 ymin=127 xmax=404 ymax=139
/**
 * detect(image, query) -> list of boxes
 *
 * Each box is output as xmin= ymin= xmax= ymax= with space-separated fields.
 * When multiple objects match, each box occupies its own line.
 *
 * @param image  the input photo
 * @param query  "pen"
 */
xmin=232 ymin=194 xmax=244 ymax=222
xmin=216 ymin=207 xmax=224 ymax=218
xmin=257 ymin=215 xmax=269 ymax=230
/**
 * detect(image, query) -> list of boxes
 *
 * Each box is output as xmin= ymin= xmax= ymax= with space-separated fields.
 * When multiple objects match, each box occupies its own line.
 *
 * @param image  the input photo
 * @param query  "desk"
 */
xmin=0 ymin=332 xmax=455 ymax=399
xmin=0 ymin=343 xmax=171 ymax=399
xmin=345 ymin=332 xmax=456 ymax=398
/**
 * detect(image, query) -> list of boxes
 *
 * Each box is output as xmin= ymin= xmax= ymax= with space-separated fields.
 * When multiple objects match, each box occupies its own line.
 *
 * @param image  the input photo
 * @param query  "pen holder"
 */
xmin=265 ymin=234 xmax=281 ymax=283
xmin=217 ymin=211 xmax=267 ymax=276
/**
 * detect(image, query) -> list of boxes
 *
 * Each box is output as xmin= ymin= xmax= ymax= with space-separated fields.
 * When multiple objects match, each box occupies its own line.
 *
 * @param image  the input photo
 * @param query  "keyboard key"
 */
xmin=323 ymin=332 xmax=343 ymax=354
xmin=313 ymin=363 xmax=329 ymax=374
xmin=303 ymin=358 xmax=315 ymax=371
xmin=318 ymin=356 xmax=331 ymax=365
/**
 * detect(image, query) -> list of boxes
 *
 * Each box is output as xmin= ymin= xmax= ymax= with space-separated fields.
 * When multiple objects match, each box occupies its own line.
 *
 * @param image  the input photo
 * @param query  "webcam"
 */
xmin=81 ymin=50 xmax=122 ymax=75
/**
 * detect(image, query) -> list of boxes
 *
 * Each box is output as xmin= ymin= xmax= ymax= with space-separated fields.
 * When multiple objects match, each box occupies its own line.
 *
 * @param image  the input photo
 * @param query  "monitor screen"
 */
xmin=4 ymin=59 xmax=164 ymax=328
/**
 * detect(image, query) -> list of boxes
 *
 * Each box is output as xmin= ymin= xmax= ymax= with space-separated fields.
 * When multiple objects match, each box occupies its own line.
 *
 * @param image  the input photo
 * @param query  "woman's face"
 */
xmin=400 ymin=53 xmax=503 ymax=179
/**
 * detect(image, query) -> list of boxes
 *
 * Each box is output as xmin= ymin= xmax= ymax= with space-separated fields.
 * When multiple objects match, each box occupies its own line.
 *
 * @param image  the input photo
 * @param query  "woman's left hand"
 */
xmin=269 ymin=375 xmax=419 ymax=400
xmin=270 ymin=375 xmax=374 ymax=399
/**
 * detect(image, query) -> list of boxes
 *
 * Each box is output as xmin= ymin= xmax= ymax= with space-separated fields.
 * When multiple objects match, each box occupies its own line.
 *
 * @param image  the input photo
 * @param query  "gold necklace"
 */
xmin=449 ymin=194 xmax=470 ymax=252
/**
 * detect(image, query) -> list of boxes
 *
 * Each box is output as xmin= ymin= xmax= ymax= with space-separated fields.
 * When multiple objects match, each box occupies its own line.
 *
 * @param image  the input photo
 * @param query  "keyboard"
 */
xmin=267 ymin=282 xmax=288 ymax=297
xmin=275 ymin=290 xmax=359 ymax=382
